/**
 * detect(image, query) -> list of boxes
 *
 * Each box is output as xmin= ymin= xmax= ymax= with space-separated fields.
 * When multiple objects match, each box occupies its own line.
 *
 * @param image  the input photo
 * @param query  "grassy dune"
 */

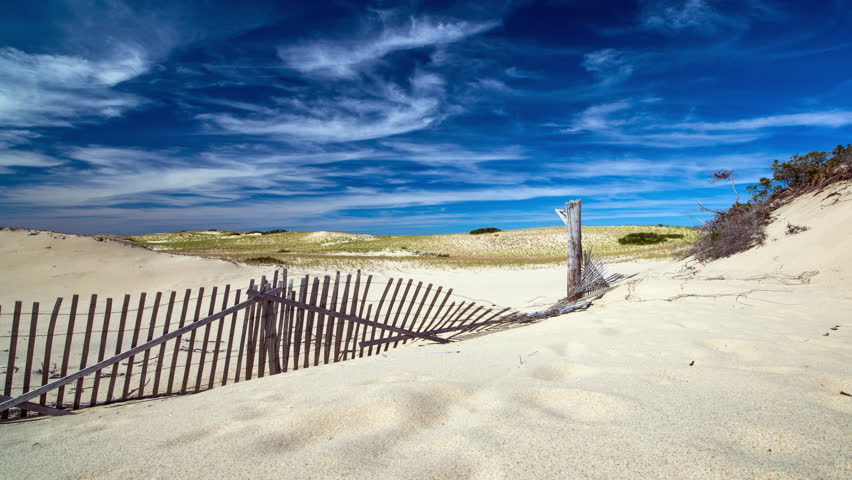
xmin=119 ymin=225 xmax=698 ymax=268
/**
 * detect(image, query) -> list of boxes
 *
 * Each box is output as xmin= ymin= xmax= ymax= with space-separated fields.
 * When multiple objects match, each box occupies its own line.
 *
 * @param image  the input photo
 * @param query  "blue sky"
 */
xmin=1 ymin=0 xmax=850 ymax=235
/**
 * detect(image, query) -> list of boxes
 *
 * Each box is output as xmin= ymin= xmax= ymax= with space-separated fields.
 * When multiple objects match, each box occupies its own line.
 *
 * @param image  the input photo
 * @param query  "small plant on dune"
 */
xmin=469 ymin=227 xmax=502 ymax=235
xmin=785 ymin=223 xmax=809 ymax=235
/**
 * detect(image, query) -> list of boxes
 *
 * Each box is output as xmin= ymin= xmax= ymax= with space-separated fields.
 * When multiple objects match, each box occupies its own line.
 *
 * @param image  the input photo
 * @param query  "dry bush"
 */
xmin=688 ymin=200 xmax=771 ymax=262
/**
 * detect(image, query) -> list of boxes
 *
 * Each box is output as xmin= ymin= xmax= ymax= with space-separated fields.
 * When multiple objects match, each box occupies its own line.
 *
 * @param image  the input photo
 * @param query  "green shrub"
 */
xmin=262 ymin=229 xmax=289 ymax=235
xmin=244 ymin=256 xmax=285 ymax=265
xmin=469 ymin=227 xmax=502 ymax=235
xmin=617 ymin=232 xmax=669 ymax=245
xmin=747 ymin=144 xmax=852 ymax=201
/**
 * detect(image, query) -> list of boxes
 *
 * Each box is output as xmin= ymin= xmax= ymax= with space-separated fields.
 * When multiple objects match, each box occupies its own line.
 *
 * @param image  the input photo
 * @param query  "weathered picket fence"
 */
xmin=1 ymin=264 xmax=627 ymax=420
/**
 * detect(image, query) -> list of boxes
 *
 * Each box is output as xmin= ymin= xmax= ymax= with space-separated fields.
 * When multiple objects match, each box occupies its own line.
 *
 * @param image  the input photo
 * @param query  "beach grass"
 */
xmin=118 ymin=225 xmax=698 ymax=268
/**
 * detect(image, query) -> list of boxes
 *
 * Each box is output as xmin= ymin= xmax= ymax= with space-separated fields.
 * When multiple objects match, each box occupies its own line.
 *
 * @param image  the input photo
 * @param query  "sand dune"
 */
xmin=1 ymin=185 xmax=850 ymax=479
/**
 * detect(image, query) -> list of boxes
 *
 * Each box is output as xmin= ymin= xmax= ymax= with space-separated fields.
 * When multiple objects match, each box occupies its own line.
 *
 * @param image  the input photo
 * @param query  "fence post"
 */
xmin=261 ymin=281 xmax=282 ymax=375
xmin=556 ymin=199 xmax=582 ymax=300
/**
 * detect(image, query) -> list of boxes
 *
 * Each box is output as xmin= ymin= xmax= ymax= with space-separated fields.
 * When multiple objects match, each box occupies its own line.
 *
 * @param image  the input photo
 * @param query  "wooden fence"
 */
xmin=1 ymin=266 xmax=626 ymax=420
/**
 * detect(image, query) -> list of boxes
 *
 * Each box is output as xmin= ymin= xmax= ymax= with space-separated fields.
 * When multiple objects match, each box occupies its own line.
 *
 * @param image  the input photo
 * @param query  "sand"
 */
xmin=0 ymin=184 xmax=850 ymax=479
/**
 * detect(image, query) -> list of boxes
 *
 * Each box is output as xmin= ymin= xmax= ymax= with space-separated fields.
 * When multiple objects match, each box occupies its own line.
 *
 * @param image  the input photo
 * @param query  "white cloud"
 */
xmin=674 ymin=111 xmax=852 ymax=131
xmin=0 ymin=46 xmax=148 ymax=127
xmin=1 ymin=146 xmax=307 ymax=207
xmin=641 ymin=0 xmax=732 ymax=32
xmin=0 ymin=130 xmax=39 ymax=149
xmin=582 ymin=49 xmax=634 ymax=85
xmin=0 ymin=150 xmax=64 ymax=174
xmin=381 ymin=141 xmax=525 ymax=166
xmin=199 ymin=72 xmax=447 ymax=142
xmin=279 ymin=16 xmax=499 ymax=77
xmin=561 ymin=101 xmax=632 ymax=133
xmin=557 ymin=102 xmax=852 ymax=148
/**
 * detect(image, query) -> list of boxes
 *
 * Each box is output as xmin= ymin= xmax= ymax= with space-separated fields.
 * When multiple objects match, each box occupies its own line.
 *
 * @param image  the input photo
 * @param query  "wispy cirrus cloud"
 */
xmin=581 ymin=49 xmax=634 ymax=85
xmin=0 ymin=45 xmax=149 ymax=127
xmin=557 ymin=99 xmax=852 ymax=148
xmin=2 ymin=146 xmax=299 ymax=207
xmin=640 ymin=0 xmax=734 ymax=33
xmin=199 ymin=71 xmax=447 ymax=142
xmin=278 ymin=15 xmax=499 ymax=77
xmin=0 ymin=150 xmax=64 ymax=174
xmin=673 ymin=110 xmax=852 ymax=131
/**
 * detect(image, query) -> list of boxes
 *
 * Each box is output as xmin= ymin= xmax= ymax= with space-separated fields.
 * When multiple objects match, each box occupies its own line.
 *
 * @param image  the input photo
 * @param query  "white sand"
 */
xmin=1 ymin=184 xmax=850 ymax=479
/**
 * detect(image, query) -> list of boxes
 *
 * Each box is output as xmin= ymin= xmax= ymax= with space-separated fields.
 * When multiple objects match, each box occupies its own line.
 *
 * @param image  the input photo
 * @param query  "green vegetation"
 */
xmin=244 ymin=256 xmax=286 ymax=265
xmin=469 ymin=227 xmax=502 ymax=235
xmin=118 ymin=224 xmax=698 ymax=269
xmin=689 ymin=144 xmax=851 ymax=262
xmin=618 ymin=232 xmax=684 ymax=245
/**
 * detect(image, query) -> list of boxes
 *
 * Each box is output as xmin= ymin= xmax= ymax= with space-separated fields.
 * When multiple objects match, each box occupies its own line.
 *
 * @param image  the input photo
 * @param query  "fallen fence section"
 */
xmin=1 ymin=259 xmax=630 ymax=419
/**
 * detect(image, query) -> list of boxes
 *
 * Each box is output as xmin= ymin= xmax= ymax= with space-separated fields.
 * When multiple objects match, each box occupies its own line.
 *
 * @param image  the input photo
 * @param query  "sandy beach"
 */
xmin=0 ymin=184 xmax=850 ymax=479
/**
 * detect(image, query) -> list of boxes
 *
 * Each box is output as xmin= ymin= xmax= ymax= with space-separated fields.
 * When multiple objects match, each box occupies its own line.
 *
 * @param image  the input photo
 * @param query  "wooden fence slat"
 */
xmin=360 ymin=304 xmax=373 ymax=356
xmin=106 ymin=295 xmax=130 ymax=403
xmin=181 ymin=288 xmax=204 ymax=394
xmin=322 ymin=275 xmax=337 ymax=365
xmin=356 ymin=274 xmax=373 ymax=358
xmin=195 ymin=287 xmax=217 ymax=392
xmin=313 ymin=277 xmax=329 ymax=366
xmin=166 ymin=289 xmax=192 ymax=395
xmin=56 ymin=295 xmax=79 ymax=409
xmin=393 ymin=281 xmax=422 ymax=349
xmin=257 ymin=279 xmax=269 ymax=378
xmin=234 ymin=281 xmax=254 ymax=383
xmin=40 ymin=297 xmax=63 ymax=407
xmin=334 ymin=274 xmax=352 ymax=362
xmin=234 ymin=279 xmax=254 ymax=383
xmin=419 ymin=288 xmax=451 ymax=335
xmin=455 ymin=308 xmax=510 ymax=337
xmin=372 ymin=279 xmax=402 ymax=354
xmin=209 ymin=285 xmax=230 ymax=390
xmin=382 ymin=278 xmax=413 ymax=351
xmin=152 ymin=291 xmax=176 ymax=396
xmin=275 ymin=270 xmax=288 ymax=368
xmin=281 ymin=283 xmax=295 ymax=372
xmin=303 ymin=277 xmax=320 ymax=369
xmin=20 ymin=302 xmax=39 ymax=417
xmin=380 ymin=279 xmax=408 ymax=352
xmin=73 ymin=295 xmax=97 ymax=409
xmin=221 ymin=289 xmax=240 ymax=386
xmin=292 ymin=276 xmax=308 ymax=370
xmin=404 ymin=283 xmax=433 ymax=345
xmin=443 ymin=302 xmax=475 ymax=333
xmin=122 ymin=292 xmax=147 ymax=401
xmin=261 ymin=282 xmax=281 ymax=376
xmin=2 ymin=302 xmax=20 ymax=420
xmin=245 ymin=285 xmax=261 ymax=380
xmin=138 ymin=292 xmax=162 ymax=398
xmin=432 ymin=301 xmax=458 ymax=335
xmin=364 ymin=307 xmax=513 ymax=347
xmin=366 ymin=279 xmax=394 ymax=357
xmin=89 ymin=298 xmax=112 ymax=407
xmin=342 ymin=271 xmax=361 ymax=361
